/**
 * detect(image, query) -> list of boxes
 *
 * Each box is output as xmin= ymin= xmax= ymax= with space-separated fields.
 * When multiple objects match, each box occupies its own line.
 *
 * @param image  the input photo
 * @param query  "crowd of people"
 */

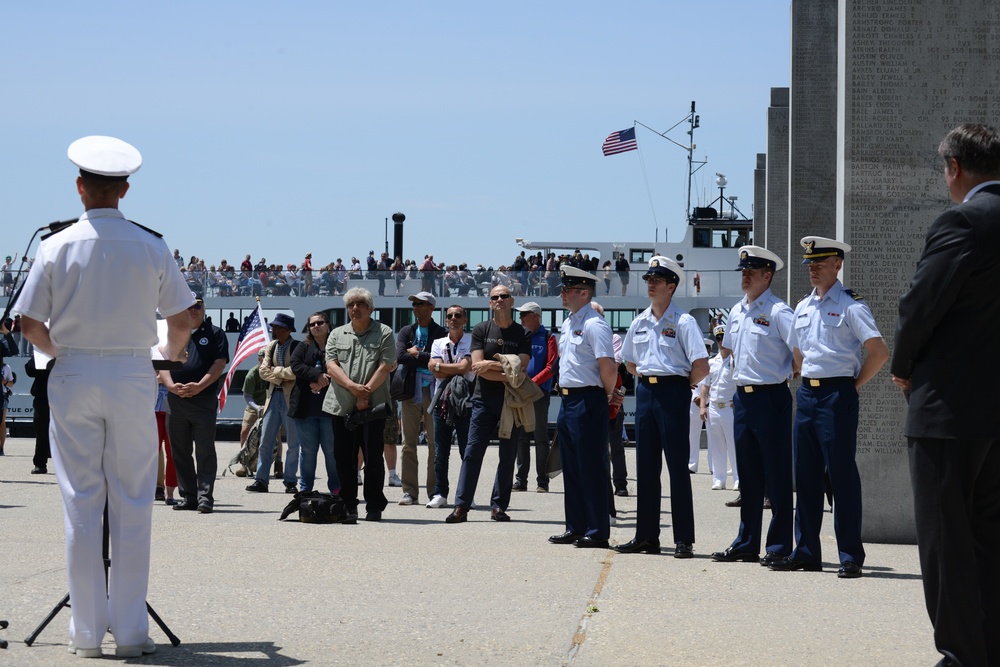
xmin=6 ymin=124 xmax=996 ymax=666
xmin=155 ymin=248 xmax=633 ymax=300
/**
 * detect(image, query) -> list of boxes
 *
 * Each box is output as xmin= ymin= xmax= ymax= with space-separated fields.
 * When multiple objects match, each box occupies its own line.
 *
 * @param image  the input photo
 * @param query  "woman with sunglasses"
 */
xmin=289 ymin=312 xmax=341 ymax=496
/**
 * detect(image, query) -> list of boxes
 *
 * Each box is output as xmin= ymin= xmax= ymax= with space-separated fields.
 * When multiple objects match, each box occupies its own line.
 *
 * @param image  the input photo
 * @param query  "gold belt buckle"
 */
xmin=744 ymin=385 xmax=754 ymax=393
xmin=648 ymin=376 xmax=658 ymax=384
xmin=561 ymin=388 xmax=569 ymax=396
xmin=809 ymin=378 xmax=821 ymax=387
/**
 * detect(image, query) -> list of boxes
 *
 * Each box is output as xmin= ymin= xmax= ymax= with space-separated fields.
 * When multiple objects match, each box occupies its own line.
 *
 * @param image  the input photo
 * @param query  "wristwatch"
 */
xmin=435 ymin=362 xmax=442 ymax=372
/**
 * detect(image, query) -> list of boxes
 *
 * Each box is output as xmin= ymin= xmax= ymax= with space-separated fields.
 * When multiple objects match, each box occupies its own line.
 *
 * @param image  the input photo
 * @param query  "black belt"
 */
xmin=560 ymin=386 xmax=603 ymax=395
xmin=802 ymin=376 xmax=855 ymax=387
xmin=736 ymin=380 xmax=788 ymax=394
xmin=638 ymin=375 xmax=688 ymax=386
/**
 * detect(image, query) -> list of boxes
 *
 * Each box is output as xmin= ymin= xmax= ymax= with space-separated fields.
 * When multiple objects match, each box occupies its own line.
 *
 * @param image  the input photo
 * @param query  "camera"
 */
xmin=344 ymin=402 xmax=392 ymax=430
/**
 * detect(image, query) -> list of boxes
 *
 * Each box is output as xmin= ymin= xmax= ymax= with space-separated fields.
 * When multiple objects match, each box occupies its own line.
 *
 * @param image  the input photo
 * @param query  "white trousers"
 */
xmin=48 ymin=353 xmax=157 ymax=649
xmin=688 ymin=399 xmax=702 ymax=472
xmin=706 ymin=404 xmax=738 ymax=488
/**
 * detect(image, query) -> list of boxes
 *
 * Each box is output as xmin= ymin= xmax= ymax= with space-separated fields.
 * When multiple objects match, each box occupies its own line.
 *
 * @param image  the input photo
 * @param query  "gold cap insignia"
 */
xmin=740 ymin=250 xmax=748 ymax=261
xmin=650 ymin=259 xmax=659 ymax=267
xmin=804 ymin=240 xmax=815 ymax=254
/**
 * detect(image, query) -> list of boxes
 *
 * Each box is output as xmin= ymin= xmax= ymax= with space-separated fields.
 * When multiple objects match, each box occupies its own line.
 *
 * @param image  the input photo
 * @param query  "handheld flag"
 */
xmin=218 ymin=303 xmax=270 ymax=411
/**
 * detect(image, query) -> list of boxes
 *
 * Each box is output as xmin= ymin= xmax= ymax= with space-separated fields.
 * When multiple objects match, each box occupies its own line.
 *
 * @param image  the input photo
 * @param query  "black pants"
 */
xmin=333 ymin=414 xmax=388 ymax=515
xmin=909 ymin=437 xmax=1000 ymax=667
xmin=166 ymin=392 xmax=218 ymax=506
xmin=32 ymin=397 xmax=51 ymax=467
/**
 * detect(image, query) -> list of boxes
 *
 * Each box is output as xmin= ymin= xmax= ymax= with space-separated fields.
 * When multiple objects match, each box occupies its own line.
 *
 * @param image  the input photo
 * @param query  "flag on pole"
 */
xmin=218 ymin=303 xmax=270 ymax=411
xmin=602 ymin=127 xmax=638 ymax=156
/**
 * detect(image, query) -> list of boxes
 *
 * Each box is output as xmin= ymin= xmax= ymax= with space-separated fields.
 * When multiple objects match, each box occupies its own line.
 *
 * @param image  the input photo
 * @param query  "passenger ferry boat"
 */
xmin=3 ymin=107 xmax=754 ymax=429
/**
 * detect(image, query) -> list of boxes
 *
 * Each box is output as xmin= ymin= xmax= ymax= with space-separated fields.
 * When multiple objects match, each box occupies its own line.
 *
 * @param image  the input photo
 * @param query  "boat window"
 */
xmin=693 ymin=229 xmax=711 ymax=248
xmin=629 ymin=248 xmax=655 ymax=263
xmin=605 ymin=310 xmax=636 ymax=333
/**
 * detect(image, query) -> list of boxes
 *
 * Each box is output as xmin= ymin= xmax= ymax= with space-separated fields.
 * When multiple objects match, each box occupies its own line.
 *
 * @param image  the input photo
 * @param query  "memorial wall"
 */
xmin=789 ymin=0 xmax=838 ymax=305
xmin=765 ymin=87 xmax=790 ymax=299
xmin=837 ymin=0 xmax=1000 ymax=542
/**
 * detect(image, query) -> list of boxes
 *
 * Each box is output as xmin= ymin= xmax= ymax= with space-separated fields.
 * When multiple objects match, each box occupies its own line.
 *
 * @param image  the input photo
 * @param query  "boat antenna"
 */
xmin=634 ymin=101 xmax=707 ymax=227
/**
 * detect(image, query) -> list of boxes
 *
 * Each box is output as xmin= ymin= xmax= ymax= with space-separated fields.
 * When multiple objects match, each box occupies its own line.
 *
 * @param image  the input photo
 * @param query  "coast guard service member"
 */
xmin=614 ymin=257 xmax=708 ymax=558
xmin=710 ymin=246 xmax=797 ymax=568
xmin=15 ymin=136 xmax=192 ymax=658
xmin=770 ymin=237 xmax=888 ymax=578
xmin=547 ymin=266 xmax=618 ymax=548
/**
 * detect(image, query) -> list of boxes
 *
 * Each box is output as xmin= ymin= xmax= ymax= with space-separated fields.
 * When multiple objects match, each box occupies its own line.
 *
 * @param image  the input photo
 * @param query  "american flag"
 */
xmin=218 ymin=303 xmax=270 ymax=411
xmin=602 ymin=127 xmax=638 ymax=156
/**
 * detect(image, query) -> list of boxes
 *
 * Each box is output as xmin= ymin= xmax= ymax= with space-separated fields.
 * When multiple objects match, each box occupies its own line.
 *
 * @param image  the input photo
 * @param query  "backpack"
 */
xmin=436 ymin=374 xmax=473 ymax=426
xmin=279 ymin=491 xmax=347 ymax=524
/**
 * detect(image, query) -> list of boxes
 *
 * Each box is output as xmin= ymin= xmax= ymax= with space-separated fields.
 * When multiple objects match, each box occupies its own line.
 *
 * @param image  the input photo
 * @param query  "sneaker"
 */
xmin=68 ymin=642 xmax=103 ymax=658
xmin=536 ymin=486 xmax=548 ymax=493
xmin=399 ymin=493 xmax=415 ymax=505
xmin=115 ymin=637 xmax=156 ymax=658
xmin=711 ymin=480 xmax=725 ymax=491
xmin=245 ymin=480 xmax=269 ymax=493
xmin=387 ymin=471 xmax=402 ymax=487
xmin=426 ymin=494 xmax=448 ymax=508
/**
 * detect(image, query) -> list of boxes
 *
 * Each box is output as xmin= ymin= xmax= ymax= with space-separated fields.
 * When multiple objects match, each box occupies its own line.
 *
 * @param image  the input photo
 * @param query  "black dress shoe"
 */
xmin=172 ymin=500 xmax=198 ymax=511
xmin=613 ymin=538 xmax=661 ymax=554
xmin=197 ymin=503 xmax=213 ymax=514
xmin=574 ymin=536 xmax=610 ymax=549
xmin=445 ymin=507 xmax=468 ymax=524
xmin=364 ymin=511 xmax=382 ymax=522
xmin=154 ymin=486 xmax=165 ymax=501
xmin=245 ymin=481 xmax=269 ymax=493
xmin=342 ymin=513 xmax=358 ymax=525
xmin=284 ymin=484 xmax=297 ymax=494
xmin=759 ymin=551 xmax=785 ymax=566
xmin=725 ymin=494 xmax=743 ymax=507
xmin=164 ymin=498 xmax=178 ymax=506
xmin=838 ymin=561 xmax=863 ymax=578
xmin=490 ymin=508 xmax=511 ymax=522
xmin=615 ymin=487 xmax=629 ymax=497
xmin=511 ymin=481 xmax=527 ymax=492
xmin=549 ymin=531 xmax=583 ymax=544
xmin=30 ymin=466 xmax=47 ymax=475
xmin=768 ymin=557 xmax=822 ymax=572
xmin=710 ymin=547 xmax=758 ymax=562
xmin=673 ymin=543 xmax=694 ymax=559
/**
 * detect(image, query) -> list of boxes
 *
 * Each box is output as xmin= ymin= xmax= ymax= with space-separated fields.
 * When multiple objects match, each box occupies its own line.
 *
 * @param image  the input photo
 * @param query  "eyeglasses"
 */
xmin=308 ymin=321 xmax=327 ymax=328
xmin=446 ymin=313 xmax=465 ymax=320
xmin=187 ymin=303 xmax=203 ymax=311
xmin=489 ymin=294 xmax=512 ymax=301
xmin=643 ymin=276 xmax=667 ymax=285
xmin=559 ymin=286 xmax=586 ymax=294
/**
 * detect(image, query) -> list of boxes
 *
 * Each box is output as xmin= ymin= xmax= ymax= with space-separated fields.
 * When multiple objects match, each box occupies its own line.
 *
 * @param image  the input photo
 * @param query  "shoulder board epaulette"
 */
xmin=128 ymin=220 xmax=163 ymax=238
xmin=40 ymin=219 xmax=78 ymax=241
xmin=843 ymin=288 xmax=864 ymax=301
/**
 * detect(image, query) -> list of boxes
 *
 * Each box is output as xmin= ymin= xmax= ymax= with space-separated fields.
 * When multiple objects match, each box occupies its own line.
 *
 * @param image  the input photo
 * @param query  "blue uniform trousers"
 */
xmin=454 ymin=397 xmax=521 ymax=511
xmin=730 ymin=383 xmax=793 ymax=555
xmin=634 ymin=378 xmax=695 ymax=544
xmin=792 ymin=382 xmax=864 ymax=565
xmin=556 ymin=389 xmax=610 ymax=539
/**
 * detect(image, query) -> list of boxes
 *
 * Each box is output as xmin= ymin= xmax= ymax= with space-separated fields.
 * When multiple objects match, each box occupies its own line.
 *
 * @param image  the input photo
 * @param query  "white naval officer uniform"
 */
xmin=704 ymin=351 xmax=738 ymax=489
xmin=14 ymin=183 xmax=192 ymax=648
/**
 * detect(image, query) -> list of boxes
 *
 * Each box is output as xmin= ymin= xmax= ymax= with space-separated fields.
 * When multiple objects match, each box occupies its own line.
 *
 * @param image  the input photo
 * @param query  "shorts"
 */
xmin=242 ymin=406 xmax=261 ymax=430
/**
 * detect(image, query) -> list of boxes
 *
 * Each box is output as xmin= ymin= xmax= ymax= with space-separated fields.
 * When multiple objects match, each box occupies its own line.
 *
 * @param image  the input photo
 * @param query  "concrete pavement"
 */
xmin=0 ymin=437 xmax=937 ymax=665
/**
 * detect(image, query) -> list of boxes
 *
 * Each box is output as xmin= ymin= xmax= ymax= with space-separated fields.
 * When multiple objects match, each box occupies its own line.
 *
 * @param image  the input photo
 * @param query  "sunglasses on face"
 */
xmin=187 ymin=303 xmax=203 ymax=311
xmin=308 ymin=321 xmax=327 ymax=328
xmin=559 ymin=286 xmax=586 ymax=293
xmin=411 ymin=301 xmax=431 ymax=307
xmin=489 ymin=294 xmax=512 ymax=301
xmin=446 ymin=313 xmax=465 ymax=320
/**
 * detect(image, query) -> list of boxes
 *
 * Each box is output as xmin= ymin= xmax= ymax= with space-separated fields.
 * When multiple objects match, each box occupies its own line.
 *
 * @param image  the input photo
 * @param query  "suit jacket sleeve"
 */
xmin=891 ymin=208 xmax=976 ymax=379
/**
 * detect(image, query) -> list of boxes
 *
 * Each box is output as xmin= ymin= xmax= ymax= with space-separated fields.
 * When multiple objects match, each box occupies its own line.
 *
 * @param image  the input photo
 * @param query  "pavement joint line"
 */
xmin=565 ymin=547 xmax=616 ymax=664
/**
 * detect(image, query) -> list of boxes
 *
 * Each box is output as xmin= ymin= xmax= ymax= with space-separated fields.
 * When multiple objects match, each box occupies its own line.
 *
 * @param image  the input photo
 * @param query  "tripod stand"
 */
xmin=24 ymin=502 xmax=179 ymax=648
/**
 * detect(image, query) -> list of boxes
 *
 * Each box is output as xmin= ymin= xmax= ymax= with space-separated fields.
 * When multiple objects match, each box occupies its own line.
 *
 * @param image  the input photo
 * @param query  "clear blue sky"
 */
xmin=1 ymin=2 xmax=789 ymax=271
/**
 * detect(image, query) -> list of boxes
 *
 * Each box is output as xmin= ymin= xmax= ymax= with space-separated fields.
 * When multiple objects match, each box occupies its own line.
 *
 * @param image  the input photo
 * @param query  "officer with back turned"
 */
xmin=710 ymin=246 xmax=797 ymax=568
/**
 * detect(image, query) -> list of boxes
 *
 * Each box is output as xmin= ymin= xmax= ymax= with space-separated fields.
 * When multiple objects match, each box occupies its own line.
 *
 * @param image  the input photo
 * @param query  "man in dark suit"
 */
xmin=892 ymin=123 xmax=1000 ymax=667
